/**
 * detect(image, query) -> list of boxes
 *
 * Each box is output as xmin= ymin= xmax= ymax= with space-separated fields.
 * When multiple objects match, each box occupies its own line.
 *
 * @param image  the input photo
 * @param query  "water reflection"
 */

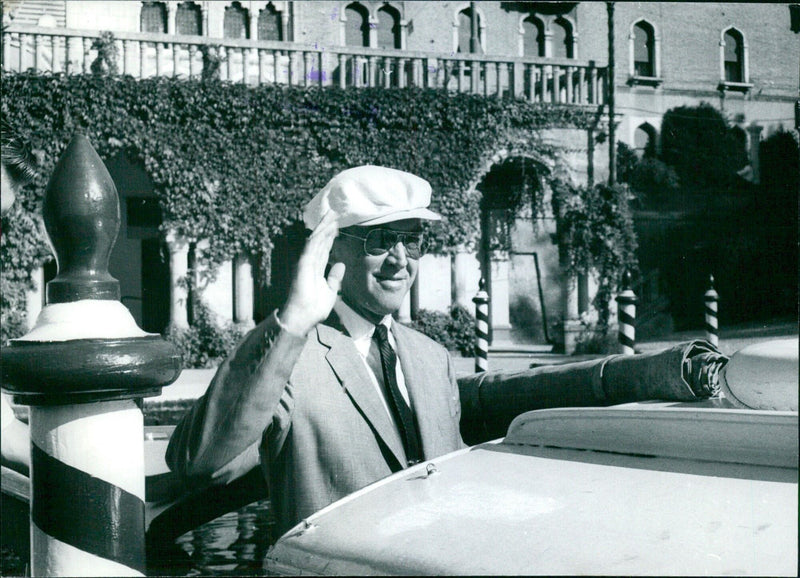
xmin=161 ymin=499 xmax=276 ymax=576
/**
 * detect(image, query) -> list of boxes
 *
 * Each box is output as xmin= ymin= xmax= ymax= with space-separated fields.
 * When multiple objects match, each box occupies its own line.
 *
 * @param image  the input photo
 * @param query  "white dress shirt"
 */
xmin=333 ymin=299 xmax=412 ymax=423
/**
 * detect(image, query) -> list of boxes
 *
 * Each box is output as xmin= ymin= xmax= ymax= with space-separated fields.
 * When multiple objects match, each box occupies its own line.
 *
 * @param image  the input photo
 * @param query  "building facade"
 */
xmin=3 ymin=1 xmax=797 ymax=352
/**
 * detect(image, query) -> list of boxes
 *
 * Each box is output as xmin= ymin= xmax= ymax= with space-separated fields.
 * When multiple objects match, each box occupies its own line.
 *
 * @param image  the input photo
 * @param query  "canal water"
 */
xmin=155 ymin=499 xmax=277 ymax=576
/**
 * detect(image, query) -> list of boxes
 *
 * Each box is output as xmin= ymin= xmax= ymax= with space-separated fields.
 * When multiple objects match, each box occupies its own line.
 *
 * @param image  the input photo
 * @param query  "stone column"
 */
xmin=417 ymin=254 xmax=452 ymax=313
xmin=489 ymin=253 xmax=512 ymax=344
xmin=747 ymin=124 xmax=763 ymax=184
xmin=165 ymin=230 xmax=189 ymax=330
xmin=281 ymin=10 xmax=290 ymax=42
xmin=453 ymin=249 xmax=481 ymax=311
xmin=201 ymin=5 xmax=210 ymax=37
xmin=563 ymin=273 xmax=581 ymax=354
xmin=167 ymin=2 xmax=177 ymax=35
xmin=368 ymin=16 xmax=378 ymax=48
xmin=233 ymin=253 xmax=255 ymax=327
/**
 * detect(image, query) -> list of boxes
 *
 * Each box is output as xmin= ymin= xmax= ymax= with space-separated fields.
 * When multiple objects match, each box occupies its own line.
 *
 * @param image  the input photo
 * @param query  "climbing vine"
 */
xmin=551 ymin=178 xmax=638 ymax=329
xmin=1 ymin=71 xmax=633 ymax=343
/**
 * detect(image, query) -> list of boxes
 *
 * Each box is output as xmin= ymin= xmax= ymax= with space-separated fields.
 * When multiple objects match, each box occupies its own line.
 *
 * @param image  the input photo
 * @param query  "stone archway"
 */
xmin=474 ymin=155 xmax=557 ymax=346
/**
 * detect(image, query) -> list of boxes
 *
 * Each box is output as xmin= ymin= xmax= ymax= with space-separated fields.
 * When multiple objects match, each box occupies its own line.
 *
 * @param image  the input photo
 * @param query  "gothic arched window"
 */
xmin=140 ymin=1 xmax=167 ymax=33
xmin=224 ymin=2 xmax=249 ymax=39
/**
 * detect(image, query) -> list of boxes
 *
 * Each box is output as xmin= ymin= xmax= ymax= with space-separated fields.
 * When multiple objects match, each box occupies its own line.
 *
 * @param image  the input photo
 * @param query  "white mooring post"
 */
xmin=1 ymin=134 xmax=181 ymax=576
xmin=616 ymin=271 xmax=637 ymax=356
xmin=704 ymin=274 xmax=720 ymax=348
xmin=473 ymin=278 xmax=490 ymax=372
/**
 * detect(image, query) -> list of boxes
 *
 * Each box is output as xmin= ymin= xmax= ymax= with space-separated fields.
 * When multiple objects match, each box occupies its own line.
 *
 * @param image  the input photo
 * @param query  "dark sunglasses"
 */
xmin=339 ymin=229 xmax=427 ymax=259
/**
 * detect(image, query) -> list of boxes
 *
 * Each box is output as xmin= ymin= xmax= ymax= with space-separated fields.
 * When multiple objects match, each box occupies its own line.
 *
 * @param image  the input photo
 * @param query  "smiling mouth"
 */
xmin=376 ymin=276 xmax=408 ymax=284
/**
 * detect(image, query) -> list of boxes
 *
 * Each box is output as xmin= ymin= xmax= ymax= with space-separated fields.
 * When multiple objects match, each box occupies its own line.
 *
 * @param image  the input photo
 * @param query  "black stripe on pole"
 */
xmin=31 ymin=442 xmax=145 ymax=573
xmin=618 ymin=332 xmax=635 ymax=349
xmin=618 ymin=310 xmax=635 ymax=326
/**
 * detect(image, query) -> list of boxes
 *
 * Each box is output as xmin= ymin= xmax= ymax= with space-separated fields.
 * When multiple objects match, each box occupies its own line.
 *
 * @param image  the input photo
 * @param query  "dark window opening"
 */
xmin=345 ymin=3 xmax=370 ymax=47
xmin=258 ymin=4 xmax=283 ymax=41
xmin=634 ymin=21 xmax=655 ymax=77
xmin=522 ymin=17 xmax=545 ymax=57
xmin=141 ymin=1 xmax=167 ymax=33
xmin=224 ymin=2 xmax=249 ymax=39
xmin=176 ymin=1 xmax=201 ymax=35
xmin=724 ymin=30 xmax=744 ymax=83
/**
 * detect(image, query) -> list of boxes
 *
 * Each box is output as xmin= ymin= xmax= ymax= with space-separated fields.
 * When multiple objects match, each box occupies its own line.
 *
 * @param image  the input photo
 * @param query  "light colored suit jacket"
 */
xmin=166 ymin=312 xmax=464 ymax=536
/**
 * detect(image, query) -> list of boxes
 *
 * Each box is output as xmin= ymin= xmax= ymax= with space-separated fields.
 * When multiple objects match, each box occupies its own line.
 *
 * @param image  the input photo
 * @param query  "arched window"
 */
xmin=258 ymin=3 xmax=282 ymax=41
xmin=634 ymin=123 xmax=657 ymax=158
xmin=552 ymin=17 xmax=574 ymax=59
xmin=176 ymin=2 xmax=201 ymax=36
xmin=633 ymin=21 xmax=655 ymax=77
xmin=224 ymin=2 xmax=249 ymax=39
xmin=457 ymin=7 xmax=481 ymax=53
xmin=723 ymin=29 xmax=744 ymax=82
xmin=377 ymin=5 xmax=401 ymax=49
xmin=344 ymin=3 xmax=370 ymax=47
xmin=522 ymin=16 xmax=545 ymax=57
xmin=140 ymin=1 xmax=167 ymax=33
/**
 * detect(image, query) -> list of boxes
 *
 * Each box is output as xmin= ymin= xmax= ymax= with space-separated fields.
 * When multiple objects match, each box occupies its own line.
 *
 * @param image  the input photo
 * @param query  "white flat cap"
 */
xmin=303 ymin=165 xmax=441 ymax=229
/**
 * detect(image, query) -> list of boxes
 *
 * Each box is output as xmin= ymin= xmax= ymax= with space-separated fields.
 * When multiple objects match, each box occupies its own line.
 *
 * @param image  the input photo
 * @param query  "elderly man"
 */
xmin=167 ymin=165 xmax=723 ymax=537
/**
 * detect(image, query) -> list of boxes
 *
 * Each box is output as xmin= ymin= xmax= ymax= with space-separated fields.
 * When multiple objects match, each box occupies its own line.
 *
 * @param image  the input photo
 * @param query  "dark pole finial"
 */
xmin=622 ymin=269 xmax=632 ymax=290
xmin=43 ymin=134 xmax=121 ymax=304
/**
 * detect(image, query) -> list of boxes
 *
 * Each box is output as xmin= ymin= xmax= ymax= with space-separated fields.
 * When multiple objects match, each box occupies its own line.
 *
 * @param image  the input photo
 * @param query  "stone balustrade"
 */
xmin=2 ymin=24 xmax=606 ymax=105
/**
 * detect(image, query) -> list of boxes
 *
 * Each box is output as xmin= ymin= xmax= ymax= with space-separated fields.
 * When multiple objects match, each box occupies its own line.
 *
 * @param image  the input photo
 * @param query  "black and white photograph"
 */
xmin=1 ymin=1 xmax=797 ymax=576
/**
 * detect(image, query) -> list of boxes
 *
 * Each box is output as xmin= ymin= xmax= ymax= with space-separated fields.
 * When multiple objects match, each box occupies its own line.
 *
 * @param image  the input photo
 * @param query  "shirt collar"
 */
xmin=333 ymin=298 xmax=393 ymax=341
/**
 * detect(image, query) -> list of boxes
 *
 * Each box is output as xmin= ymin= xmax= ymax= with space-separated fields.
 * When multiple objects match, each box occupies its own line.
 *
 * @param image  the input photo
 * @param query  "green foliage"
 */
xmin=407 ymin=305 xmax=476 ymax=357
xmin=4 ymin=72 xmax=637 ymax=347
xmin=574 ymin=319 xmax=619 ymax=354
xmin=660 ymin=102 xmax=747 ymax=192
xmin=759 ymin=129 xmax=800 ymax=220
xmin=627 ymin=156 xmax=681 ymax=208
xmin=617 ymin=140 xmax=680 ymax=208
xmin=1 ymin=72 xmax=597 ymax=337
xmin=1 ymin=184 xmax=52 ymax=344
xmin=551 ymin=180 xmax=638 ymax=330
xmin=615 ymin=141 xmax=639 ymax=185
xmin=165 ymin=302 xmax=244 ymax=368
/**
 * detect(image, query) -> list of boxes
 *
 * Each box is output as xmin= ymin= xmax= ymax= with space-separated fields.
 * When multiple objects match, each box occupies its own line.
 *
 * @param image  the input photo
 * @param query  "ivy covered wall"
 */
xmin=2 ymin=72 xmax=631 ymax=344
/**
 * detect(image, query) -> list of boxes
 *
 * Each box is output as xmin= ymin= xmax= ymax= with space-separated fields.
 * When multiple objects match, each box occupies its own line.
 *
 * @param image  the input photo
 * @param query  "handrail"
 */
xmin=2 ymin=24 xmax=607 ymax=105
xmin=2 ymin=23 xmax=598 ymax=67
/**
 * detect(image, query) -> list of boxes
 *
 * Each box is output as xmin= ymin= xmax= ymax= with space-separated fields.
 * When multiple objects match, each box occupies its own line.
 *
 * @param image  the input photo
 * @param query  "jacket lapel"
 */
xmin=393 ymin=323 xmax=445 ymax=460
xmin=316 ymin=320 xmax=407 ymax=469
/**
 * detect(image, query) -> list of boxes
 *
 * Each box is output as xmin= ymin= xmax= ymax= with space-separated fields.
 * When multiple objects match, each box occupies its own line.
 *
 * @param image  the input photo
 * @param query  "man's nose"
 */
xmin=386 ymin=240 xmax=408 ymax=266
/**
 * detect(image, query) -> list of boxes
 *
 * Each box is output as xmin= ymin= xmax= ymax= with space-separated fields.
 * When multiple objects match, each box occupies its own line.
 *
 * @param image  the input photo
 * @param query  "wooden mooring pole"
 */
xmin=616 ymin=271 xmax=637 ymax=355
xmin=1 ymin=134 xmax=181 ymax=576
xmin=473 ymin=278 xmax=490 ymax=372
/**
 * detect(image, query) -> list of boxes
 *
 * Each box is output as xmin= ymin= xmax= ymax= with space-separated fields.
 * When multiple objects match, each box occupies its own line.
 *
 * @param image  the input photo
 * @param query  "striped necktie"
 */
xmin=371 ymin=324 xmax=423 ymax=466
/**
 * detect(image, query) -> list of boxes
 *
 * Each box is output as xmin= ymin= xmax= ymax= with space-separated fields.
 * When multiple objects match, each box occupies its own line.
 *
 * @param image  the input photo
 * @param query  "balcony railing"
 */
xmin=2 ymin=24 xmax=606 ymax=105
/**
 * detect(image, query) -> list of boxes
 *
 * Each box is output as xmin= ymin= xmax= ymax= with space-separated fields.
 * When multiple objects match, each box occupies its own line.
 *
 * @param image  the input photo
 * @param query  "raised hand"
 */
xmin=278 ymin=210 xmax=345 ymax=336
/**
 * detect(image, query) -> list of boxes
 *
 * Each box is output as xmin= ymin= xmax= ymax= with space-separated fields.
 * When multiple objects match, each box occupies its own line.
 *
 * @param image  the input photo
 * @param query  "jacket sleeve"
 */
xmin=165 ymin=311 xmax=308 ymax=485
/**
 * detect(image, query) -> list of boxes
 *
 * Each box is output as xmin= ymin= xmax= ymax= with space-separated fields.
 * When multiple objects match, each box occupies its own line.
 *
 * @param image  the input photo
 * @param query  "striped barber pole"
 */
xmin=30 ymin=401 xmax=146 ymax=576
xmin=704 ymin=274 xmax=719 ymax=348
xmin=616 ymin=271 xmax=637 ymax=355
xmin=473 ymin=278 xmax=490 ymax=372
xmin=1 ymin=135 xmax=181 ymax=577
